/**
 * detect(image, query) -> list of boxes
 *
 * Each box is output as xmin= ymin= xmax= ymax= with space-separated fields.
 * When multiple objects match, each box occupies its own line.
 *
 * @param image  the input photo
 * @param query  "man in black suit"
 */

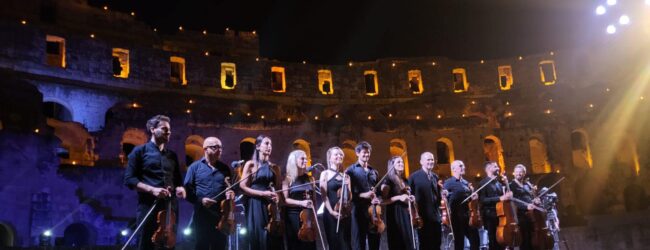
xmin=408 ymin=152 xmax=443 ymax=250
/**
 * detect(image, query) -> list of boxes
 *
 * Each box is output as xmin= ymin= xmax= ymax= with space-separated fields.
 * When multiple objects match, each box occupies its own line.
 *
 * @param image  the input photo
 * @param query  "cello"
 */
xmin=266 ymin=182 xmax=284 ymax=236
xmin=151 ymin=187 xmax=176 ymax=249
xmin=496 ymin=174 xmax=522 ymax=248
xmin=217 ymin=177 xmax=236 ymax=234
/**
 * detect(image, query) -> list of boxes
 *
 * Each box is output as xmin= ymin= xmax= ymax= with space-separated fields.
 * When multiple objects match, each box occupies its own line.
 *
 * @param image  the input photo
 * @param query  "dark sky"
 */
xmin=88 ymin=0 xmax=599 ymax=64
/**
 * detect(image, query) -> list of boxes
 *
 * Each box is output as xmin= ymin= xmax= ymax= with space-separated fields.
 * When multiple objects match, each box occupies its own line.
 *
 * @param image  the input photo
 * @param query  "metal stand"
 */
xmin=121 ymin=200 xmax=159 ymax=250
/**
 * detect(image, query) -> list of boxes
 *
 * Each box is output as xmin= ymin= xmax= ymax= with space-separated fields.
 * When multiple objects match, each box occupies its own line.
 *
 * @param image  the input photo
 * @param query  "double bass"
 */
xmin=266 ymin=182 xmax=284 ymax=236
xmin=526 ymin=179 xmax=554 ymax=250
xmin=151 ymin=187 xmax=176 ymax=249
xmin=217 ymin=177 xmax=236 ymax=234
xmin=496 ymin=174 xmax=522 ymax=248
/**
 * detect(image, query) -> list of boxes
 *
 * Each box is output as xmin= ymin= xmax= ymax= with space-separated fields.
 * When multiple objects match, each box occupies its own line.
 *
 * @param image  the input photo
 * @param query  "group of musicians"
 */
xmin=124 ymin=115 xmax=552 ymax=250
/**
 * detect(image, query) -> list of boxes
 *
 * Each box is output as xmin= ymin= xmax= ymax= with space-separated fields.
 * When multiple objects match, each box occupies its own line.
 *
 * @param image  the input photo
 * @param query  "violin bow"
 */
xmin=461 ymin=176 xmax=498 ymax=204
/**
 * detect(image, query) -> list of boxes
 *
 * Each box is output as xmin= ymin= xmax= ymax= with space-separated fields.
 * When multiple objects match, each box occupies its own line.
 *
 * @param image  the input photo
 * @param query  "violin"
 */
xmin=393 ymin=174 xmax=422 ymax=230
xmin=496 ymin=174 xmax=522 ymax=248
xmin=334 ymin=172 xmax=352 ymax=220
xmin=526 ymin=179 xmax=554 ymax=250
xmin=151 ymin=187 xmax=176 ymax=249
xmin=468 ymin=183 xmax=483 ymax=228
xmin=368 ymin=201 xmax=385 ymax=234
xmin=438 ymin=180 xmax=451 ymax=227
xmin=217 ymin=177 xmax=236 ymax=235
xmin=266 ymin=182 xmax=284 ymax=236
xmin=298 ymin=191 xmax=317 ymax=242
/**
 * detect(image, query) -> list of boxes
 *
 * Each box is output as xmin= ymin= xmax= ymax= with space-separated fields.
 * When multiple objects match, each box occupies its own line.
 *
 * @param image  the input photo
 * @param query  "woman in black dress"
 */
xmin=240 ymin=135 xmax=283 ymax=250
xmin=381 ymin=156 xmax=417 ymax=250
xmin=319 ymin=146 xmax=352 ymax=250
xmin=282 ymin=149 xmax=317 ymax=250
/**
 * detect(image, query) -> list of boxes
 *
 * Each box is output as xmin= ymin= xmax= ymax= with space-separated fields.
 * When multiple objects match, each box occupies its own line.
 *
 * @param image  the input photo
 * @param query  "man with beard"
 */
xmin=478 ymin=161 xmax=512 ymax=250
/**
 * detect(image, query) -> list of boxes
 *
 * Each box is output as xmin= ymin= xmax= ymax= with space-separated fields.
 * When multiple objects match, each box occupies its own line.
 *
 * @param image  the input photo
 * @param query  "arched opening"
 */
xmin=390 ymin=139 xmax=411 ymax=176
xmin=529 ymin=137 xmax=551 ymax=174
xmin=341 ymin=140 xmax=357 ymax=168
xmin=185 ymin=135 xmax=205 ymax=165
xmin=484 ymin=135 xmax=506 ymax=171
xmin=42 ymin=101 xmax=73 ymax=121
xmin=293 ymin=139 xmax=312 ymax=166
xmin=63 ymin=222 xmax=96 ymax=247
xmin=120 ymin=128 xmax=147 ymax=166
xmin=0 ymin=223 xmax=15 ymax=247
xmin=436 ymin=138 xmax=455 ymax=165
xmin=614 ymin=136 xmax=641 ymax=177
xmin=240 ymin=137 xmax=256 ymax=161
xmin=571 ymin=129 xmax=593 ymax=169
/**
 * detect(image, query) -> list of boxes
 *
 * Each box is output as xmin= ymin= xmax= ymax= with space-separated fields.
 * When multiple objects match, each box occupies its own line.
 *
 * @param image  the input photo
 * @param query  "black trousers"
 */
xmin=418 ymin=218 xmax=442 ymax=250
xmin=193 ymin=209 xmax=228 ymax=250
xmin=482 ymin=209 xmax=503 ymax=250
xmin=350 ymin=204 xmax=380 ymax=250
xmin=518 ymin=212 xmax=534 ymax=250
xmin=136 ymin=200 xmax=178 ymax=250
xmin=450 ymin=214 xmax=479 ymax=250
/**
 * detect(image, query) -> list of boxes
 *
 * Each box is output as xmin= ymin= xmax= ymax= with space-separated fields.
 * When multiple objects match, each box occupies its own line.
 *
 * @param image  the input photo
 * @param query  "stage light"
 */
xmin=388 ymin=113 xmax=393 ymax=118
xmin=183 ymin=228 xmax=191 ymax=236
xmin=518 ymin=56 xmax=523 ymax=60
xmin=606 ymin=25 xmax=616 ymax=34
xmin=34 ymin=129 xmax=39 ymax=133
xmin=178 ymin=26 xmax=184 ymax=31
xmin=130 ymin=12 xmax=135 ymax=16
xmin=391 ymin=62 xmax=396 ymax=67
xmin=596 ymin=5 xmax=606 ymax=15
xmin=314 ymin=116 xmax=319 ymax=120
xmin=606 ymin=0 xmax=616 ymax=6
xmin=43 ymin=230 xmax=52 ymax=237
xmin=202 ymin=30 xmax=207 ymax=35
xmin=239 ymin=227 xmax=247 ymax=235
xmin=121 ymin=229 xmax=129 ymax=236
xmin=480 ymin=60 xmax=485 ymax=64
xmin=619 ymin=15 xmax=630 ymax=25
xmin=437 ymin=114 xmax=442 ymax=119
xmin=416 ymin=115 xmax=421 ymax=120
xmin=260 ymin=115 xmax=265 ymax=119
xmin=20 ymin=20 xmax=27 ymax=25
xmin=431 ymin=62 xmax=436 ymax=66
xmin=90 ymin=34 xmax=95 ymax=38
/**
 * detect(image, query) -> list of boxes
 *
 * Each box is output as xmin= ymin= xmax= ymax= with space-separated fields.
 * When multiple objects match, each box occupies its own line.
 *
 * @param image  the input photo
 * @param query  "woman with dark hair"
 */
xmin=239 ymin=135 xmax=283 ymax=250
xmin=319 ymin=147 xmax=352 ymax=250
xmin=381 ymin=156 xmax=417 ymax=250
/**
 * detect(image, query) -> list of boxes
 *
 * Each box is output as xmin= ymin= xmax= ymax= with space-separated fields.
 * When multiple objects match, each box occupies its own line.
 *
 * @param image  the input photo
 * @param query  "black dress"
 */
xmin=245 ymin=162 xmax=283 ymax=250
xmin=322 ymin=172 xmax=352 ymax=250
xmin=384 ymin=176 xmax=417 ymax=250
xmin=285 ymin=174 xmax=317 ymax=250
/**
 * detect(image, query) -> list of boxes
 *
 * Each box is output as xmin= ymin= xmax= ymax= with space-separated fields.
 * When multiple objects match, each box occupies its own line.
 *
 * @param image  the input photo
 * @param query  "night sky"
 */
xmin=88 ymin=0 xmax=601 ymax=64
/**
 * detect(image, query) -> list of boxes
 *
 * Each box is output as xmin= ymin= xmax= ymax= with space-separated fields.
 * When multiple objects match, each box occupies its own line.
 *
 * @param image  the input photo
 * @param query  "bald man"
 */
xmin=408 ymin=152 xmax=443 ymax=250
xmin=184 ymin=137 xmax=235 ymax=250
xmin=443 ymin=160 xmax=480 ymax=250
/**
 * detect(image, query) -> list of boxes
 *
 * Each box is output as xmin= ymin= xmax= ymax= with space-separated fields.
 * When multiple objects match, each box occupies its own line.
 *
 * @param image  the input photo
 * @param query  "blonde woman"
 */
xmin=282 ymin=150 xmax=316 ymax=250
xmin=319 ymin=147 xmax=352 ymax=250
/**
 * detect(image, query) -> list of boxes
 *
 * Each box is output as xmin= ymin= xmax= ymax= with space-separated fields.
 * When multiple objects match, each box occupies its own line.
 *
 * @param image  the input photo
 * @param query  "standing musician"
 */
xmin=408 ymin=152 xmax=443 ymax=250
xmin=381 ymin=156 xmax=417 ymax=250
xmin=123 ymin=115 xmax=186 ymax=250
xmin=320 ymin=147 xmax=352 ymax=250
xmin=183 ymin=137 xmax=235 ymax=250
xmin=282 ymin=150 xmax=317 ymax=250
xmin=478 ymin=161 xmax=512 ymax=250
xmin=239 ymin=135 xmax=284 ymax=250
xmin=345 ymin=141 xmax=382 ymax=250
xmin=509 ymin=164 xmax=541 ymax=250
xmin=443 ymin=160 xmax=480 ymax=250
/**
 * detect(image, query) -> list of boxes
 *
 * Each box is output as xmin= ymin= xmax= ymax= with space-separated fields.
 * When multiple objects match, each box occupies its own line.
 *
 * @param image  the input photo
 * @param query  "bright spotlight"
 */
xmin=183 ymin=228 xmax=192 ymax=236
xmin=606 ymin=24 xmax=617 ymax=34
xmin=646 ymin=0 xmax=650 ymax=6
xmin=239 ymin=227 xmax=247 ymax=235
xmin=120 ymin=229 xmax=129 ymax=236
xmin=606 ymin=0 xmax=616 ymax=6
xmin=619 ymin=15 xmax=630 ymax=25
xmin=43 ymin=230 xmax=52 ymax=237
xmin=596 ymin=5 xmax=606 ymax=15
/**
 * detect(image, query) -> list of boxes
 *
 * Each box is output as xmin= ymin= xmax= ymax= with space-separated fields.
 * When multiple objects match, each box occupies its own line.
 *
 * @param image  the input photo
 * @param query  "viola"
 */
xmin=496 ymin=174 xmax=522 ymax=248
xmin=151 ymin=187 xmax=176 ymax=249
xmin=468 ymin=183 xmax=483 ymax=228
xmin=217 ymin=177 xmax=236 ymax=235
xmin=266 ymin=182 xmax=284 ymax=236
xmin=298 ymin=191 xmax=317 ymax=242
xmin=526 ymin=179 xmax=554 ymax=250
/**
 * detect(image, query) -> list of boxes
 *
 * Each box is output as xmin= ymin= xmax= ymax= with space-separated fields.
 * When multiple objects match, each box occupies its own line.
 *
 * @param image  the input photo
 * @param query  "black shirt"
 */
xmin=443 ymin=176 xmax=472 ymax=217
xmin=478 ymin=176 xmax=503 ymax=215
xmin=183 ymin=158 xmax=233 ymax=211
xmin=123 ymin=141 xmax=183 ymax=205
xmin=509 ymin=180 xmax=535 ymax=212
xmin=408 ymin=169 xmax=441 ymax=222
xmin=345 ymin=163 xmax=379 ymax=204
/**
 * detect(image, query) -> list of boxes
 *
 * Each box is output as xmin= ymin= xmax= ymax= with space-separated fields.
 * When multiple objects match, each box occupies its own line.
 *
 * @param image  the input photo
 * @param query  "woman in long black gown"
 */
xmin=282 ymin=149 xmax=317 ymax=250
xmin=381 ymin=156 xmax=417 ymax=250
xmin=319 ymin=146 xmax=352 ymax=250
xmin=240 ymin=135 xmax=283 ymax=250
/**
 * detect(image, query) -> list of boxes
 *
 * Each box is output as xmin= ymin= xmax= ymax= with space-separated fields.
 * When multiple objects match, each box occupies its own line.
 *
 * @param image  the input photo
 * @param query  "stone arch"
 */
xmin=63 ymin=222 xmax=97 ymax=247
xmin=293 ymin=139 xmax=312 ymax=166
xmin=42 ymin=98 xmax=73 ymax=122
xmin=529 ymin=136 xmax=551 ymax=174
xmin=484 ymin=135 xmax=506 ymax=171
xmin=240 ymin=137 xmax=256 ymax=161
xmin=0 ymin=222 xmax=15 ymax=247
xmin=47 ymin=118 xmax=96 ymax=166
xmin=571 ymin=129 xmax=593 ymax=169
xmin=390 ymin=138 xmax=411 ymax=176
xmin=185 ymin=135 xmax=205 ymax=165
xmin=120 ymin=128 xmax=147 ymax=165
xmin=615 ymin=136 xmax=641 ymax=177
xmin=436 ymin=137 xmax=455 ymax=165
xmin=341 ymin=140 xmax=357 ymax=168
